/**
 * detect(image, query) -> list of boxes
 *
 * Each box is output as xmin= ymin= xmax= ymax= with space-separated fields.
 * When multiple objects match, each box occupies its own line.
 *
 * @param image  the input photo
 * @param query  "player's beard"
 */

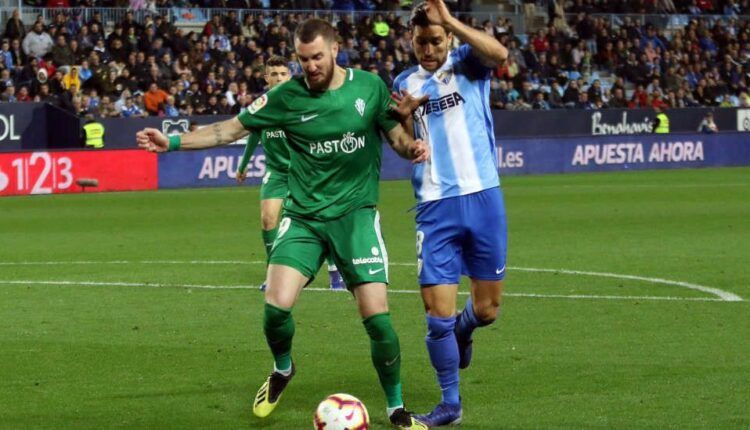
xmin=305 ymin=57 xmax=335 ymax=92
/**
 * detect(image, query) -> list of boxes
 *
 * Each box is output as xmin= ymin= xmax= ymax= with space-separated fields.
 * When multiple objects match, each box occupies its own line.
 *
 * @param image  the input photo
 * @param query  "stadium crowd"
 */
xmin=1 ymin=1 xmax=750 ymax=117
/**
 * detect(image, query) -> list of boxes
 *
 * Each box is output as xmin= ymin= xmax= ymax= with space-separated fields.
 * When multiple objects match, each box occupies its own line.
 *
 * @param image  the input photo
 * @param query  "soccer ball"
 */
xmin=313 ymin=393 xmax=369 ymax=430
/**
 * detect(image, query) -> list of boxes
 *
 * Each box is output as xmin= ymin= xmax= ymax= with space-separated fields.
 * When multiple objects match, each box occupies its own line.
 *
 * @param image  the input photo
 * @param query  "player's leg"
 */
xmin=326 ymin=257 xmax=345 ymax=290
xmin=260 ymin=198 xmax=284 ymax=256
xmin=457 ymin=187 xmax=508 ymax=369
xmin=258 ymin=170 xmax=287 ymax=292
xmin=253 ymin=216 xmax=327 ymax=418
xmin=414 ymin=198 xmax=464 ymax=426
xmin=325 ymin=209 xmax=426 ymax=430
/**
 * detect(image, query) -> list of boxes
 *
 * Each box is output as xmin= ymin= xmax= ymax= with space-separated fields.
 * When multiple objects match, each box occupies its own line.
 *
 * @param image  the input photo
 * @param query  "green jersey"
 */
xmin=238 ymin=128 xmax=291 ymax=176
xmin=237 ymin=68 xmax=398 ymax=220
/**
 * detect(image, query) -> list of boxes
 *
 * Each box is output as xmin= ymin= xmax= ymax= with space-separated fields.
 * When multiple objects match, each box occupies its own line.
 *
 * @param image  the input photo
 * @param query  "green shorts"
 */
xmin=260 ymin=170 xmax=288 ymax=200
xmin=269 ymin=207 xmax=389 ymax=288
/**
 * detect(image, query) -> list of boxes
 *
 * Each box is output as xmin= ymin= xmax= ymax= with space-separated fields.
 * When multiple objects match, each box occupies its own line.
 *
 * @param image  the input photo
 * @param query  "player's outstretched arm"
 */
xmin=136 ymin=117 xmax=250 ymax=153
xmin=425 ymin=0 xmax=508 ymax=67
xmin=385 ymin=124 xmax=430 ymax=164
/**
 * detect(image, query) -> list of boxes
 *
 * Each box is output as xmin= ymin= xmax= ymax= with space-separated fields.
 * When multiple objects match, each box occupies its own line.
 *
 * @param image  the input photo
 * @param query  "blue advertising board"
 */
xmin=0 ymin=103 xmax=48 ymax=152
xmin=496 ymin=132 xmax=750 ymax=176
xmin=158 ymin=132 xmax=750 ymax=191
xmin=157 ymin=141 xmax=414 ymax=189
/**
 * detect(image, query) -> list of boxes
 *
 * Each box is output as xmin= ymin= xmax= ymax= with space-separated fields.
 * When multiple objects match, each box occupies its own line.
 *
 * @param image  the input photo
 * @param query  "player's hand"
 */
xmin=136 ymin=127 xmax=169 ymax=153
xmin=391 ymin=89 xmax=429 ymax=120
xmin=411 ymin=139 xmax=430 ymax=164
xmin=236 ymin=169 xmax=247 ymax=183
xmin=424 ymin=0 xmax=454 ymax=27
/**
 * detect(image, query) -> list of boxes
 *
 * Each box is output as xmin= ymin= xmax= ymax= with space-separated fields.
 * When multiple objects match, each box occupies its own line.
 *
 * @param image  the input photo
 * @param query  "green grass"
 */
xmin=1 ymin=167 xmax=749 ymax=429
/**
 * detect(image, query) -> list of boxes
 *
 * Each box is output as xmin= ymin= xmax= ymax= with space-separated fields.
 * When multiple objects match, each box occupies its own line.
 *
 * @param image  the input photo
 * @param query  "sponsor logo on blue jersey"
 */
xmin=421 ymin=92 xmax=466 ymax=116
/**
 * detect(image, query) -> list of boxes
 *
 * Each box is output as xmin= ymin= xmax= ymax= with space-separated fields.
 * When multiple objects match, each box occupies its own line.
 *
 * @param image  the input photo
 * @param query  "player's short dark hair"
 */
xmin=266 ymin=55 xmax=289 ymax=69
xmin=294 ymin=18 xmax=336 ymax=44
xmin=410 ymin=3 xmax=430 ymax=28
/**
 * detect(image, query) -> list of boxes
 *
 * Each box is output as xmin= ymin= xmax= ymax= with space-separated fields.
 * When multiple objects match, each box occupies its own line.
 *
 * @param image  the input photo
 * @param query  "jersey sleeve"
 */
xmin=236 ymin=88 xmax=287 ymax=131
xmin=454 ymin=44 xmax=493 ymax=80
xmin=375 ymin=77 xmax=399 ymax=133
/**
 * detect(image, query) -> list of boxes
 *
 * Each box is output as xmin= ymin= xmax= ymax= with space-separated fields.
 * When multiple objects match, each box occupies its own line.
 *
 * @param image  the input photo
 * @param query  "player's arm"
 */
xmin=426 ymin=0 xmax=507 ymax=67
xmin=390 ymin=90 xmax=429 ymax=138
xmin=136 ymin=117 xmax=250 ymax=153
xmin=384 ymin=123 xmax=430 ymax=164
xmin=237 ymin=130 xmax=262 ymax=182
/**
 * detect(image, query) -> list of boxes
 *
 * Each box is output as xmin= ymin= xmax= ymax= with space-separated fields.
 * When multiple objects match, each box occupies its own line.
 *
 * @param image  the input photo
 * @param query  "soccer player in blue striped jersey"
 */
xmin=392 ymin=0 xmax=509 ymax=426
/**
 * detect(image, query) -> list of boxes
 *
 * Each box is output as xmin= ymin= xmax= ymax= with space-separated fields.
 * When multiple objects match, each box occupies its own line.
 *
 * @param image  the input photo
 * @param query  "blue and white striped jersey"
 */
xmin=393 ymin=44 xmax=499 ymax=203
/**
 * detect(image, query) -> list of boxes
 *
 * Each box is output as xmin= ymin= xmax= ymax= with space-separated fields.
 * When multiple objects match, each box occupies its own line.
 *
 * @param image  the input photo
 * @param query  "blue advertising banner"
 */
xmin=158 ymin=132 xmax=749 ymax=189
xmin=100 ymin=115 xmax=235 ymax=149
xmin=0 ymin=103 xmax=47 ymax=152
xmin=157 ymin=142 xmax=414 ymax=189
xmin=496 ymin=132 xmax=750 ymax=176
xmin=158 ymin=145 xmax=265 ymax=189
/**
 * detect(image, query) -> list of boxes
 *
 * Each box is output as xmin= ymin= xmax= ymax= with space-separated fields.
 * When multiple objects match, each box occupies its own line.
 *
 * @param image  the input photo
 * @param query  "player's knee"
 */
xmin=423 ymin=294 xmax=456 ymax=318
xmin=426 ymin=314 xmax=456 ymax=340
xmin=363 ymin=313 xmax=395 ymax=341
xmin=261 ymin=211 xmax=280 ymax=230
xmin=474 ymin=302 xmax=499 ymax=325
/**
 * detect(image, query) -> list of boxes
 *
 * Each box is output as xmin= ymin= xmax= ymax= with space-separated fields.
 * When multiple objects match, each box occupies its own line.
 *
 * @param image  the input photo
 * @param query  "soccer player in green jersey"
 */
xmin=236 ymin=56 xmax=345 ymax=291
xmin=136 ymin=19 xmax=429 ymax=430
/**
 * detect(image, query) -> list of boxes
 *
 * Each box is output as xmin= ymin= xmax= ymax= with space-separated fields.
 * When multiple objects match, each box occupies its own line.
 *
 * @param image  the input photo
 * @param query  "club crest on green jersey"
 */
xmin=355 ymin=98 xmax=366 ymax=117
xmin=248 ymin=94 xmax=268 ymax=114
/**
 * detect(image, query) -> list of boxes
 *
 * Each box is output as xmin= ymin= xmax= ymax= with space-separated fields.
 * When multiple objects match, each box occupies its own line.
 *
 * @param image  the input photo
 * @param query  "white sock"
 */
xmin=328 ymin=264 xmax=338 ymax=272
xmin=274 ymin=363 xmax=292 ymax=377
xmin=387 ymin=404 xmax=404 ymax=417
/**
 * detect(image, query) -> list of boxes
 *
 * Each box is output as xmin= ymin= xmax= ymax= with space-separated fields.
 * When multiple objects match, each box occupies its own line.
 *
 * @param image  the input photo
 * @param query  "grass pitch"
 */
xmin=1 ymin=167 xmax=749 ymax=429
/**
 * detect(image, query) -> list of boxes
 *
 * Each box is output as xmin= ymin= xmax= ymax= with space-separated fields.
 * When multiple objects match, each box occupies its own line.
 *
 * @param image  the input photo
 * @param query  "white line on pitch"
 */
xmin=0 ymin=280 xmax=737 ymax=303
xmin=0 ymin=260 xmax=742 ymax=302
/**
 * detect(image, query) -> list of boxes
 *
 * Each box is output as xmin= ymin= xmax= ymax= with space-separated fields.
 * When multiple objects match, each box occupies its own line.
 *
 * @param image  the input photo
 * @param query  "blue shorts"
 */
xmin=415 ymin=187 xmax=507 ymax=285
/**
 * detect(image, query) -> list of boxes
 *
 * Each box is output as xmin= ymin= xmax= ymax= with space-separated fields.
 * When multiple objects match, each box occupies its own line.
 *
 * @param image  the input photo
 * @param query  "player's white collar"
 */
xmin=418 ymin=57 xmax=454 ymax=84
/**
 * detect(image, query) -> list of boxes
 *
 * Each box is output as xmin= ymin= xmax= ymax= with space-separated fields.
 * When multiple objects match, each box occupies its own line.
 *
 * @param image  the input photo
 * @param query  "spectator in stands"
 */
xmin=532 ymin=91 xmax=551 ymax=110
xmin=23 ymin=22 xmax=54 ymax=59
xmin=697 ymin=111 xmax=718 ymax=133
xmin=562 ymin=79 xmax=580 ymax=107
xmin=35 ymin=82 xmax=56 ymax=104
xmin=609 ymin=87 xmax=628 ymax=108
xmin=3 ymin=9 xmax=25 ymax=42
xmin=144 ymin=82 xmax=168 ymax=115
xmin=62 ymin=65 xmax=80 ymax=90
xmin=490 ymin=79 xmax=509 ymax=109
xmin=58 ymin=83 xmax=77 ymax=113
xmin=121 ymin=95 xmax=146 ymax=118
xmin=575 ymin=91 xmax=595 ymax=109
xmin=51 ymin=34 xmax=74 ymax=66
xmin=163 ymin=95 xmax=179 ymax=117
xmin=2 ymin=84 xmax=18 ymax=102
xmin=0 ymin=39 xmax=12 ymax=70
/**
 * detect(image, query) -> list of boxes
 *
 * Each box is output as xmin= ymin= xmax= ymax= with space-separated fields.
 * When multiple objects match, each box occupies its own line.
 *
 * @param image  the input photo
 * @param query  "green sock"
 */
xmin=263 ymin=303 xmax=294 ymax=371
xmin=262 ymin=228 xmax=278 ymax=261
xmin=363 ymin=312 xmax=403 ymax=409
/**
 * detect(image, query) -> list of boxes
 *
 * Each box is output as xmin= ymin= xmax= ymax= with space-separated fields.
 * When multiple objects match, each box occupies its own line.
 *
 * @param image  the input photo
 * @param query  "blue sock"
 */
xmin=456 ymin=297 xmax=487 ymax=342
xmin=425 ymin=314 xmax=460 ymax=406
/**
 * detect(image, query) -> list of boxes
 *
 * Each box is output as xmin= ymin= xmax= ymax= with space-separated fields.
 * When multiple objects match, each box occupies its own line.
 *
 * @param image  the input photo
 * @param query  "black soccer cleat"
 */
xmin=252 ymin=363 xmax=296 ymax=418
xmin=389 ymin=407 xmax=430 ymax=429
